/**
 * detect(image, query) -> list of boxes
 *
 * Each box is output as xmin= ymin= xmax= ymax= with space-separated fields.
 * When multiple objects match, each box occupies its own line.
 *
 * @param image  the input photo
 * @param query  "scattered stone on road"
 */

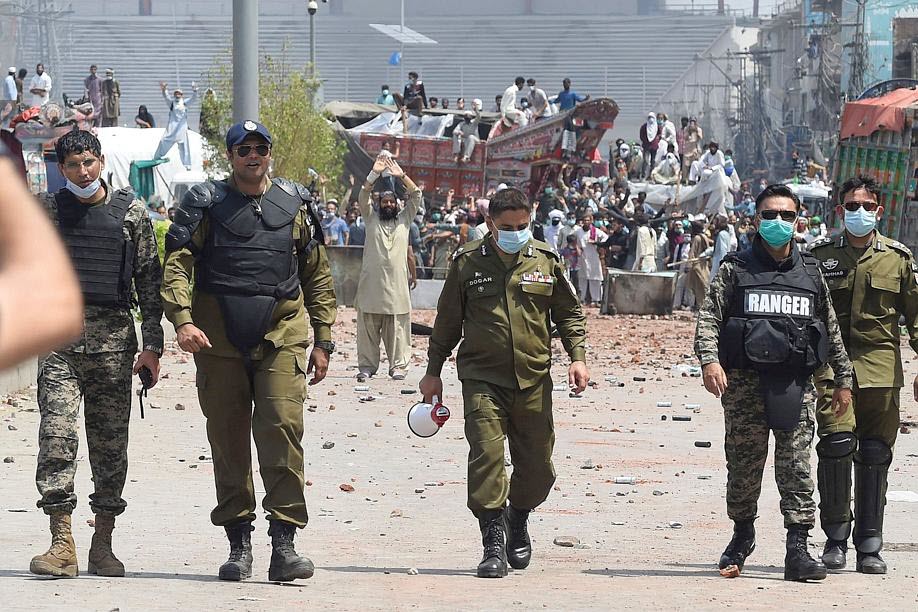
xmin=553 ymin=536 xmax=580 ymax=547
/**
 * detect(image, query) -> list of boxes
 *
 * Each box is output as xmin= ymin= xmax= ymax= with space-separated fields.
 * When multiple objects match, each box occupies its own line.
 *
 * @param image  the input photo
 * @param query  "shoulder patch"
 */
xmin=887 ymin=240 xmax=913 ymax=258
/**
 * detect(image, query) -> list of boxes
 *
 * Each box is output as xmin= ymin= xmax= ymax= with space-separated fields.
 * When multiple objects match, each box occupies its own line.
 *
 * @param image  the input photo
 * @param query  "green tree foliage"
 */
xmin=203 ymin=49 xmax=346 ymax=197
xmin=153 ymin=220 xmax=170 ymax=263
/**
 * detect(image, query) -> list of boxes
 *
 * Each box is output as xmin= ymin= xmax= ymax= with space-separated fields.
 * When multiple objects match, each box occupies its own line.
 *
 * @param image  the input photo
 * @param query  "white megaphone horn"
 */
xmin=407 ymin=395 xmax=451 ymax=438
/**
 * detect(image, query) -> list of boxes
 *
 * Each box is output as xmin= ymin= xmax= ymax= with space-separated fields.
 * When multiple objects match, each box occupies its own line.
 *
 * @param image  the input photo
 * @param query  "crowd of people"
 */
xmin=374 ymin=73 xmax=589 ymax=127
xmin=303 ymin=160 xmax=826 ymax=315
xmin=2 ymin=61 xmax=203 ymax=163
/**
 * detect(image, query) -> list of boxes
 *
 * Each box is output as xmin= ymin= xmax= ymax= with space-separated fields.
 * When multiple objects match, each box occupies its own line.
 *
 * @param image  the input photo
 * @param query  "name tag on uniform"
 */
xmin=744 ymin=290 xmax=813 ymax=317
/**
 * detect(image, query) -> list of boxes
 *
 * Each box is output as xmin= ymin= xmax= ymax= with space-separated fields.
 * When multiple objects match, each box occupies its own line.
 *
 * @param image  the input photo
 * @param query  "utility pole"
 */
xmin=232 ymin=0 xmax=259 ymax=122
xmin=400 ymin=0 xmax=405 ymax=86
xmin=308 ymin=0 xmax=317 ymax=79
xmin=846 ymin=0 xmax=867 ymax=98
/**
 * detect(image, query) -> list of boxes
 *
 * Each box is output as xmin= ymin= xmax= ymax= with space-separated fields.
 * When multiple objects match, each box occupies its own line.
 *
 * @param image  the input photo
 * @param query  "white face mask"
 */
xmin=174 ymin=97 xmax=185 ymax=110
xmin=65 ymin=178 xmax=102 ymax=199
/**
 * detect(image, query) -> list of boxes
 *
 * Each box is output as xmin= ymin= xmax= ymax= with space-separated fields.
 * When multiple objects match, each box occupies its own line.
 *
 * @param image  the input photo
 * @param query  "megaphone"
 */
xmin=407 ymin=395 xmax=451 ymax=438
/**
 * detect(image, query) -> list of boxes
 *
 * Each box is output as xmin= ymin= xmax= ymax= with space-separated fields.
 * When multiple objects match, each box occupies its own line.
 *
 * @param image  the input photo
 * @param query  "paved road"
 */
xmin=1 ymin=310 xmax=916 ymax=611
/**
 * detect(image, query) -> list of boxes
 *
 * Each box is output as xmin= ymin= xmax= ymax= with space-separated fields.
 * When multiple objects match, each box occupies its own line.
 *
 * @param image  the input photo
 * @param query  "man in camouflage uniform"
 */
xmin=32 ymin=129 xmax=163 ymax=578
xmin=810 ymin=176 xmax=918 ymax=574
xmin=694 ymin=184 xmax=852 ymax=582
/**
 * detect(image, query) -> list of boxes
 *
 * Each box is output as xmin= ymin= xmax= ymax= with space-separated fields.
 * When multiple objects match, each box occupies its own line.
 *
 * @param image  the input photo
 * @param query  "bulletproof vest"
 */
xmin=718 ymin=244 xmax=828 ymax=375
xmin=195 ymin=180 xmax=302 ymax=354
xmin=55 ymin=187 xmax=135 ymax=308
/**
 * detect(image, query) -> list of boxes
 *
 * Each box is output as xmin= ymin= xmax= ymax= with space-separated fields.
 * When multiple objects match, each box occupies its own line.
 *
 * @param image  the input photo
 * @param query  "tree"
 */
xmin=203 ymin=49 xmax=346 ymax=198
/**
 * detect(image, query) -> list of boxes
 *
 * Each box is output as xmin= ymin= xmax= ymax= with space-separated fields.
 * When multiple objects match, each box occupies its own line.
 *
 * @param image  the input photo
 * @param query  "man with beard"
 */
xmin=354 ymin=153 xmax=423 ymax=382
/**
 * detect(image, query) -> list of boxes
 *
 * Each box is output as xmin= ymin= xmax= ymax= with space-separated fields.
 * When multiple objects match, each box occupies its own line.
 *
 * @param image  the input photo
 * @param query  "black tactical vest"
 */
xmin=55 ymin=187 xmax=135 ymax=308
xmin=718 ymin=242 xmax=829 ymax=375
xmin=195 ymin=180 xmax=302 ymax=353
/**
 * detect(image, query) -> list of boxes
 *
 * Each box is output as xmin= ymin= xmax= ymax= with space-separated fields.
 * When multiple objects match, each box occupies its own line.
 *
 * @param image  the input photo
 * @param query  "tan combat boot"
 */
xmin=30 ymin=512 xmax=78 ymax=577
xmin=88 ymin=513 xmax=125 ymax=577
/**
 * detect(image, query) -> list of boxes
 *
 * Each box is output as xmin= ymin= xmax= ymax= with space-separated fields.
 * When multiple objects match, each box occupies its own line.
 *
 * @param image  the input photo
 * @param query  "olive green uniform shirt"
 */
xmin=810 ymin=232 xmax=918 ymax=388
xmin=160 ymin=183 xmax=337 ymax=359
xmin=427 ymin=237 xmax=586 ymax=389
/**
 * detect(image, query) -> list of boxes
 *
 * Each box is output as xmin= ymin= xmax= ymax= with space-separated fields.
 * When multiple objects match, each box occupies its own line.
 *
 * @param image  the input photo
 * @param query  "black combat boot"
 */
xmin=477 ymin=510 xmax=508 ymax=578
xmin=784 ymin=525 xmax=827 ymax=582
xmin=718 ymin=520 xmax=756 ymax=571
xmin=504 ymin=505 xmax=532 ymax=570
xmin=267 ymin=520 xmax=315 ymax=582
xmin=821 ymin=522 xmax=850 ymax=571
xmin=218 ymin=520 xmax=254 ymax=581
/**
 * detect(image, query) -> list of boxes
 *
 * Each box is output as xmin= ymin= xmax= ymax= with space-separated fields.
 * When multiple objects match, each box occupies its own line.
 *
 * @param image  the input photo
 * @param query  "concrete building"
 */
xmin=11 ymin=1 xmax=756 ymax=141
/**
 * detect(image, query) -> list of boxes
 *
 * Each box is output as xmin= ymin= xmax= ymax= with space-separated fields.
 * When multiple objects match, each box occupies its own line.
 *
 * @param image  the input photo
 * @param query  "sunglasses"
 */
xmin=842 ymin=200 xmax=878 ymax=212
xmin=234 ymin=144 xmax=270 ymax=157
xmin=758 ymin=210 xmax=797 ymax=222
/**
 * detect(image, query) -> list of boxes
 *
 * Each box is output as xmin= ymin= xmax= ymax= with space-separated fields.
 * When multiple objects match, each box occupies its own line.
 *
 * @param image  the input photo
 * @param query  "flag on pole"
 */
xmin=388 ymin=51 xmax=402 ymax=66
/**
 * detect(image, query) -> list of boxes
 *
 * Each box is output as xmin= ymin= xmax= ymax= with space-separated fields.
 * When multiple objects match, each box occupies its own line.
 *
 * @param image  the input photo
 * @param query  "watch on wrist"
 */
xmin=314 ymin=340 xmax=336 ymax=355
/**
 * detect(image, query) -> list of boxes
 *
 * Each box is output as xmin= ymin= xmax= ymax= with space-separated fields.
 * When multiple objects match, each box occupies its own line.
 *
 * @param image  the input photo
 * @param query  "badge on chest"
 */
xmin=820 ymin=259 xmax=848 ymax=279
xmin=521 ymin=272 xmax=553 ymax=285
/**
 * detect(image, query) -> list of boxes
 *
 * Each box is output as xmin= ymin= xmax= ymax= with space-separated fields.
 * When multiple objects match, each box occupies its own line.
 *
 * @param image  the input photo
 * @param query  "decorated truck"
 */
xmin=833 ymin=86 xmax=918 ymax=251
xmin=329 ymin=98 xmax=619 ymax=202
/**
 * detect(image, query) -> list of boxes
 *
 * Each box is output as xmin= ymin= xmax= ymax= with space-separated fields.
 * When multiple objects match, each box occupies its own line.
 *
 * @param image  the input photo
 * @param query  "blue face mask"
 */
xmin=758 ymin=218 xmax=794 ymax=247
xmin=844 ymin=206 xmax=877 ymax=237
xmin=496 ymin=227 xmax=532 ymax=253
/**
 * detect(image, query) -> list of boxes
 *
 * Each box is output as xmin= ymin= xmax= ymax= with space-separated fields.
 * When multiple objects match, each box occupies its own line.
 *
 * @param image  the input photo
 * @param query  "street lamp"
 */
xmin=307 ymin=1 xmax=317 ymax=79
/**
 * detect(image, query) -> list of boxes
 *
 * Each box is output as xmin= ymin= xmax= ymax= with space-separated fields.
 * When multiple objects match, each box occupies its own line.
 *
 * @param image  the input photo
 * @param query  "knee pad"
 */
xmin=856 ymin=438 xmax=892 ymax=466
xmin=816 ymin=432 xmax=857 ymax=459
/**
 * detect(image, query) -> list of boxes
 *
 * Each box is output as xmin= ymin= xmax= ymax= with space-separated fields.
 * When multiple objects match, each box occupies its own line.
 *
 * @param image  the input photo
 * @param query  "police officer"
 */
xmin=161 ymin=120 xmax=337 ymax=582
xmin=420 ymin=187 xmax=589 ymax=578
xmin=694 ymin=184 xmax=853 ymax=582
xmin=810 ymin=176 xmax=918 ymax=574
xmin=31 ymin=129 xmax=163 ymax=578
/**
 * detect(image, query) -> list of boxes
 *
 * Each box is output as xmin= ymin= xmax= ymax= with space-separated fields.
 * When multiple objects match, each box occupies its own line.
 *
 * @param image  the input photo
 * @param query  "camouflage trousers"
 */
xmin=721 ymin=370 xmax=817 ymax=528
xmin=36 ymin=350 xmax=134 ymax=516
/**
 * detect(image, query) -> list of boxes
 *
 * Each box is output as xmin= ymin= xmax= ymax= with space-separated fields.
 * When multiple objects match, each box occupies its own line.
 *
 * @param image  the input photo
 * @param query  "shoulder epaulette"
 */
xmin=532 ymin=239 xmax=561 ymax=260
xmin=887 ymin=240 xmax=912 ymax=258
xmin=809 ymin=237 xmax=833 ymax=250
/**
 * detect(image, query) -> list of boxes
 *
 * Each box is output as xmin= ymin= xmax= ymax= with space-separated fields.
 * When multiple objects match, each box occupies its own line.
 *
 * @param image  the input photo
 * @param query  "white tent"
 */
xmin=95 ymin=127 xmax=208 ymax=208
